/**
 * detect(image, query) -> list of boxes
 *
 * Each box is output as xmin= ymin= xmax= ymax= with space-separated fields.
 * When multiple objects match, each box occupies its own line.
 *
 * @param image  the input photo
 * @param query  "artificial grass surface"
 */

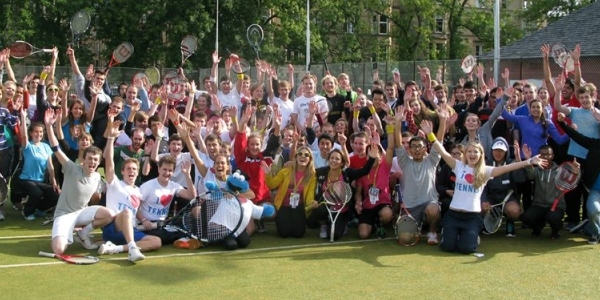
xmin=1 ymin=206 xmax=598 ymax=299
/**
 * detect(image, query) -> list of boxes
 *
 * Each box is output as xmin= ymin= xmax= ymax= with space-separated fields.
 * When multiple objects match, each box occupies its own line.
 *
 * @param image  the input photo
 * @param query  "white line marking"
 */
xmin=0 ymin=238 xmax=393 ymax=268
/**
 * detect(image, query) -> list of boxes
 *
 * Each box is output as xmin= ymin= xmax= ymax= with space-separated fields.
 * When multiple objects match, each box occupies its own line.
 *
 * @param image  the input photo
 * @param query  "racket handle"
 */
xmin=550 ymin=200 xmax=559 ymax=212
xmin=42 ymin=49 xmax=54 ymax=53
xmin=136 ymin=222 xmax=159 ymax=231
xmin=39 ymin=251 xmax=56 ymax=258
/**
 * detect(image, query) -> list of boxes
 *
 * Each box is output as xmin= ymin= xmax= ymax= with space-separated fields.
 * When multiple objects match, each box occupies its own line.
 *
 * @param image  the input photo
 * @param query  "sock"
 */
xmin=127 ymin=241 xmax=137 ymax=250
xmin=80 ymin=224 xmax=94 ymax=236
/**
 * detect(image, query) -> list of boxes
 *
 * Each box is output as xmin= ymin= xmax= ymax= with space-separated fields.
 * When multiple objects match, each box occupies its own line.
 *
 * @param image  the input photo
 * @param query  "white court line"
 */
xmin=0 ymin=238 xmax=393 ymax=269
xmin=0 ymin=234 xmax=52 ymax=240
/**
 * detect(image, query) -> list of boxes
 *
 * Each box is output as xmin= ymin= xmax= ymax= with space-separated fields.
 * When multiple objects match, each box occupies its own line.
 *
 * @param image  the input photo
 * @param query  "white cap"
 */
xmin=491 ymin=141 xmax=508 ymax=152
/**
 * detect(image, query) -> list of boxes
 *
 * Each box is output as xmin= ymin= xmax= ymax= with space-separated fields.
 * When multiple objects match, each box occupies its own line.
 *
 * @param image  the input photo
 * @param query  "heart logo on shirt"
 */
xmin=130 ymin=195 xmax=141 ymax=209
xmin=159 ymin=194 xmax=173 ymax=207
xmin=464 ymin=174 xmax=474 ymax=184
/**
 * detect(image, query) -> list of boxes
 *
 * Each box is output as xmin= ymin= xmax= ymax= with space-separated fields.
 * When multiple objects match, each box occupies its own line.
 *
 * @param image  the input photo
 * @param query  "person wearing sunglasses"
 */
xmin=261 ymin=146 xmax=316 ymax=238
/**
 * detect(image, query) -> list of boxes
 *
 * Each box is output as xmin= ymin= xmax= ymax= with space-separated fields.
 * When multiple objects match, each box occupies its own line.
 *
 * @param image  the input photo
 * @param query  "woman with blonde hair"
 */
xmin=421 ymin=114 xmax=547 ymax=254
xmin=261 ymin=146 xmax=316 ymax=238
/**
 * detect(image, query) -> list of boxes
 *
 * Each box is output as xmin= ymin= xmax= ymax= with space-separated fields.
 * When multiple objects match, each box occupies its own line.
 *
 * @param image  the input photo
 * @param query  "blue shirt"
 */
xmin=502 ymin=110 xmax=569 ymax=157
xmin=568 ymin=108 xmax=600 ymax=158
xmin=62 ymin=120 xmax=91 ymax=150
xmin=20 ymin=142 xmax=53 ymax=182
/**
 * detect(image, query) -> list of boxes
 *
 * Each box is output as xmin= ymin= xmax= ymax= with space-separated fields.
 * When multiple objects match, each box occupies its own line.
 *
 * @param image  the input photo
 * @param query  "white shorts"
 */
xmin=52 ymin=206 xmax=102 ymax=243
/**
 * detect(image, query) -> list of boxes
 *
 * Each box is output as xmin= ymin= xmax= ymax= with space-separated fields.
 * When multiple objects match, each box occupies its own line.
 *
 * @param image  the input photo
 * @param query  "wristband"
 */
xmin=353 ymin=111 xmax=359 ymax=118
xmin=527 ymin=158 xmax=532 ymax=166
xmin=232 ymin=116 xmax=237 ymax=122
xmin=40 ymin=71 xmax=48 ymax=81
xmin=155 ymin=97 xmax=162 ymax=105
xmin=106 ymin=137 xmax=115 ymax=140
xmin=237 ymin=74 xmax=244 ymax=80
xmin=51 ymin=145 xmax=60 ymax=152
xmin=173 ymin=121 xmax=180 ymax=126
xmin=385 ymin=125 xmax=395 ymax=134
xmin=369 ymin=106 xmax=376 ymax=114
xmin=574 ymin=63 xmax=581 ymax=66
xmin=427 ymin=132 xmax=436 ymax=143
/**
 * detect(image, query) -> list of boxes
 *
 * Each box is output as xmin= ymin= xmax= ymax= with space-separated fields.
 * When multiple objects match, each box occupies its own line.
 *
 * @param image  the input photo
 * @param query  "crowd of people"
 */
xmin=0 ymin=42 xmax=597 ymax=262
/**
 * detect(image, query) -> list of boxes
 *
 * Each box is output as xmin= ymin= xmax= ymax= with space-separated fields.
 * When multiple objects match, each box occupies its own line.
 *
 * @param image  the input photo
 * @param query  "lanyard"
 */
xmin=293 ymin=172 xmax=304 ymax=193
xmin=368 ymin=163 xmax=381 ymax=186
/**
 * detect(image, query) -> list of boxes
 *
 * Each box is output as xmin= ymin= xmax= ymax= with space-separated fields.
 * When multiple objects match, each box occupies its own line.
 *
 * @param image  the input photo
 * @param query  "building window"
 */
xmin=475 ymin=45 xmax=484 ymax=56
xmin=346 ymin=17 xmax=355 ymax=34
xmin=372 ymin=15 xmax=389 ymax=35
xmin=435 ymin=16 xmax=444 ymax=33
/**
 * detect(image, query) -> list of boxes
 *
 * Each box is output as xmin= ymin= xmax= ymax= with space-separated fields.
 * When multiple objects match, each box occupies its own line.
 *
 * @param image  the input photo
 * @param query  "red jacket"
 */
xmin=234 ymin=131 xmax=281 ymax=204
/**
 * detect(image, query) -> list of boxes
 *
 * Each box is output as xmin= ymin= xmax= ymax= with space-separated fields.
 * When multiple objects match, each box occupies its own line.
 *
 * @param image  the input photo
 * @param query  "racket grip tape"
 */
xmin=39 ymin=251 xmax=56 ymax=258
xmin=550 ymin=200 xmax=559 ymax=212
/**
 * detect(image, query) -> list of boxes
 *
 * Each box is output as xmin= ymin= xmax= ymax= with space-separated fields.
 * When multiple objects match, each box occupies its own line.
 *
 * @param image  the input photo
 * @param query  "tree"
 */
xmin=521 ymin=0 xmax=596 ymax=29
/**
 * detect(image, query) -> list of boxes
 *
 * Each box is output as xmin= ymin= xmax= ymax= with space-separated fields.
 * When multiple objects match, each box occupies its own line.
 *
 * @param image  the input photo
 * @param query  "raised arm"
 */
xmin=421 ymin=119 xmax=455 ymax=169
xmin=47 ymin=47 xmax=59 ymax=84
xmin=553 ymin=74 xmax=571 ymax=115
xmin=103 ymin=120 xmax=123 ymax=184
xmin=541 ymin=44 xmax=556 ymax=97
xmin=44 ymin=109 xmax=69 ymax=165
xmin=178 ymin=123 xmax=208 ymax=177
xmin=572 ymin=44 xmax=582 ymax=92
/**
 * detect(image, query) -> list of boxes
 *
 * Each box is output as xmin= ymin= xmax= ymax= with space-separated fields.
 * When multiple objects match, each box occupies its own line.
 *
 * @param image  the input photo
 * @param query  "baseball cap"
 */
xmin=491 ymin=141 xmax=508 ymax=152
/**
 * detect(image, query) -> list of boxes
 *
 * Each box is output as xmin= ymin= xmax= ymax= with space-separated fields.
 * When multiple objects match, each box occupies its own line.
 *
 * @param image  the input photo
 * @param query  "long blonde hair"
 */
xmin=463 ymin=142 xmax=487 ymax=189
xmin=292 ymin=146 xmax=315 ymax=188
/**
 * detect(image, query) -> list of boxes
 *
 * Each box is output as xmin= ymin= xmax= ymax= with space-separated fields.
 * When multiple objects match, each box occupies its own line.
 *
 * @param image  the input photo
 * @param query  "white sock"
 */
xmin=80 ymin=224 xmax=94 ymax=236
xmin=127 ymin=241 xmax=137 ymax=250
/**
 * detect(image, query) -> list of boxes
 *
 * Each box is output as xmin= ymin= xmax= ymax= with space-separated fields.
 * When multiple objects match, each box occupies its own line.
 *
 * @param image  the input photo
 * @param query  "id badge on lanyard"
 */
xmin=368 ymin=186 xmax=380 ymax=205
xmin=289 ymin=192 xmax=300 ymax=208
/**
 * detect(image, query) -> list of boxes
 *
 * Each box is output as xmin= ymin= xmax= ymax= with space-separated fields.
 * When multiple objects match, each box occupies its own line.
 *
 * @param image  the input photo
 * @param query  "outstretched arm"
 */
xmin=44 ymin=109 xmax=69 ymax=165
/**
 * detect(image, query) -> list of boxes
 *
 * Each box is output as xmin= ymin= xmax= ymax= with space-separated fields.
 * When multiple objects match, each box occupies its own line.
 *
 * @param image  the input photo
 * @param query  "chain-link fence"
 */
xmin=7 ymin=56 xmax=599 ymax=96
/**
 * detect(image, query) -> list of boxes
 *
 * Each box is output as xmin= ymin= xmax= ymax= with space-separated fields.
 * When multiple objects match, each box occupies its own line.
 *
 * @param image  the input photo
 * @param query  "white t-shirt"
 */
xmin=200 ymin=127 xmax=232 ymax=144
xmin=450 ymin=161 xmax=493 ymax=212
xmin=217 ymin=88 xmax=242 ymax=112
xmin=292 ymin=94 xmax=328 ymax=128
xmin=273 ymin=97 xmax=294 ymax=128
xmin=106 ymin=178 xmax=142 ymax=223
xmin=193 ymin=152 xmax=215 ymax=190
xmin=157 ymin=152 xmax=192 ymax=187
xmin=139 ymin=179 xmax=184 ymax=221
xmin=28 ymin=94 xmax=37 ymax=120
xmin=196 ymin=170 xmax=227 ymax=195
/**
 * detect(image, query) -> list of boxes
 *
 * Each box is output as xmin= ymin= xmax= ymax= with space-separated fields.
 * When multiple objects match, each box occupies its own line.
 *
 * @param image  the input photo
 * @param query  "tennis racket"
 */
xmin=460 ymin=54 xmax=476 ymax=74
xmin=162 ymin=190 xmax=244 ymax=247
xmin=38 ymin=251 xmax=99 ymax=265
xmin=132 ymin=72 xmax=149 ymax=83
xmin=70 ymin=11 xmax=91 ymax=47
xmin=483 ymin=190 xmax=514 ymax=234
xmin=145 ymin=67 xmax=161 ymax=85
xmin=246 ymin=24 xmax=264 ymax=60
xmin=551 ymin=161 xmax=581 ymax=211
xmin=105 ymin=42 xmax=134 ymax=72
xmin=162 ymin=71 xmax=188 ymax=102
xmin=394 ymin=196 xmax=420 ymax=246
xmin=0 ymin=174 xmax=7 ymax=207
xmin=180 ymin=35 xmax=198 ymax=67
xmin=323 ymin=181 xmax=353 ymax=242
xmin=8 ymin=41 xmax=53 ymax=59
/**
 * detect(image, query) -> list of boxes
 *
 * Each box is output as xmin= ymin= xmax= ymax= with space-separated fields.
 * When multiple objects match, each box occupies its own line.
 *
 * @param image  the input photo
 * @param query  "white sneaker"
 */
xmin=128 ymin=247 xmax=145 ymax=262
xmin=0 ymin=209 xmax=5 ymax=221
xmin=97 ymin=241 xmax=121 ymax=255
xmin=427 ymin=232 xmax=439 ymax=245
xmin=319 ymin=225 xmax=328 ymax=239
xmin=74 ymin=231 xmax=98 ymax=250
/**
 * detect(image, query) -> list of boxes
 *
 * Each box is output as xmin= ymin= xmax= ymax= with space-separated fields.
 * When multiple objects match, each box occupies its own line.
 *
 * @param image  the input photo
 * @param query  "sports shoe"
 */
xmin=174 ymin=238 xmax=201 ymax=249
xmin=74 ymin=230 xmax=99 ymax=250
xmin=588 ymin=235 xmax=599 ymax=245
xmin=0 ymin=209 xmax=5 ymax=221
xmin=569 ymin=219 xmax=589 ymax=234
xmin=427 ymin=232 xmax=439 ymax=245
xmin=128 ymin=247 xmax=145 ymax=262
xmin=319 ymin=225 xmax=328 ymax=239
xmin=187 ymin=238 xmax=202 ymax=249
xmin=22 ymin=211 xmax=36 ymax=221
xmin=376 ymin=224 xmax=386 ymax=239
xmin=505 ymin=221 xmax=516 ymax=238
xmin=98 ymin=241 xmax=121 ymax=255
xmin=565 ymin=222 xmax=577 ymax=231
xmin=257 ymin=220 xmax=266 ymax=233
xmin=34 ymin=209 xmax=47 ymax=218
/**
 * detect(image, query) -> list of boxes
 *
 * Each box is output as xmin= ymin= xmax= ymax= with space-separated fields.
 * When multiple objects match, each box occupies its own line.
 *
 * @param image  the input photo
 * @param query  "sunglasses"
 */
xmin=47 ymin=88 xmax=59 ymax=92
xmin=296 ymin=152 xmax=311 ymax=158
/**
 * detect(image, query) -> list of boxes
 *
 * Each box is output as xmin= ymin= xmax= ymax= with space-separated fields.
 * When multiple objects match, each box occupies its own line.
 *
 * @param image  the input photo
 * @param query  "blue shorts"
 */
xmin=102 ymin=221 xmax=146 ymax=245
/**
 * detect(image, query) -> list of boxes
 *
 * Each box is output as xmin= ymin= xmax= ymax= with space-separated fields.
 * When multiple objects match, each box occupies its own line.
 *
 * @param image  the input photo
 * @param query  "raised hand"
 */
xmin=557 ymin=112 xmax=566 ymax=122
xmin=59 ymin=78 xmax=70 ymax=92
xmin=85 ymin=64 xmax=94 ymax=81
xmin=367 ymin=139 xmax=381 ymax=160
xmin=420 ymin=119 xmax=434 ymax=135
xmin=395 ymin=105 xmax=406 ymax=123
xmin=181 ymin=160 xmax=192 ymax=174
xmin=522 ymin=144 xmax=532 ymax=159
xmin=259 ymin=161 xmax=272 ymax=174
xmin=476 ymin=64 xmax=484 ymax=79
xmin=22 ymin=73 xmax=35 ymax=86
xmin=540 ymin=44 xmax=550 ymax=59
xmin=108 ymin=120 xmax=123 ymax=138
xmin=212 ymin=51 xmax=221 ymax=65
xmin=308 ymin=101 xmax=318 ymax=115
xmin=501 ymin=68 xmax=510 ymax=81
xmin=571 ymin=44 xmax=581 ymax=62
xmin=513 ymin=140 xmax=521 ymax=161
xmin=337 ymin=133 xmax=347 ymax=145
xmin=167 ymin=108 xmax=180 ymax=123
xmin=176 ymin=122 xmax=190 ymax=140
xmin=44 ymin=108 xmax=57 ymax=125
xmin=554 ymin=73 xmax=565 ymax=91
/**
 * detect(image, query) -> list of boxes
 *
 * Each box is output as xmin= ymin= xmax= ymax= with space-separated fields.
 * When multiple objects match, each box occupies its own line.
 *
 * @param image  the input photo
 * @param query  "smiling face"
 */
xmin=121 ymin=160 xmax=139 ymax=185
xmin=328 ymin=151 xmax=344 ymax=170
xmin=464 ymin=114 xmax=480 ymax=131
xmin=29 ymin=124 xmax=44 ymax=143
xmin=247 ymin=136 xmax=262 ymax=156
xmin=409 ymin=99 xmax=421 ymax=115
xmin=465 ymin=144 xmax=483 ymax=167
xmin=158 ymin=162 xmax=175 ymax=183
xmin=46 ymin=84 xmax=59 ymax=101
xmin=83 ymin=153 xmax=101 ymax=174
xmin=169 ymin=139 xmax=183 ymax=155
xmin=409 ymin=139 xmax=426 ymax=162
xmin=579 ymin=91 xmax=593 ymax=109
xmin=322 ymin=77 xmax=337 ymax=94
xmin=71 ymin=102 xmax=84 ymax=119
xmin=352 ymin=136 xmax=368 ymax=156
xmin=335 ymin=120 xmax=347 ymax=134
xmin=302 ymin=77 xmax=316 ymax=96
xmin=295 ymin=148 xmax=312 ymax=168
xmin=213 ymin=155 xmax=230 ymax=178
xmin=529 ymin=100 xmax=543 ymax=119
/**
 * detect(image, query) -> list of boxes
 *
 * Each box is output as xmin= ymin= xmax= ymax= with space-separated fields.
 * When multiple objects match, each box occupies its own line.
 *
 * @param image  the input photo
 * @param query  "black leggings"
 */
xmin=275 ymin=205 xmax=306 ymax=238
xmin=307 ymin=205 xmax=350 ymax=241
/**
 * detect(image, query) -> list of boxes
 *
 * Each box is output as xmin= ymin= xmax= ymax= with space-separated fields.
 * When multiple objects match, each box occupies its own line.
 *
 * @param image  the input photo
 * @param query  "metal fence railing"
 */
xmin=7 ymin=56 xmax=599 ymax=96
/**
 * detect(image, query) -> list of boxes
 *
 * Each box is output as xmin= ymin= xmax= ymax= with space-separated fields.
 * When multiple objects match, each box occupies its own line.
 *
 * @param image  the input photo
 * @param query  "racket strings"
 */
xmin=182 ymin=193 xmax=242 ymax=242
xmin=555 ymin=165 xmax=581 ymax=190
xmin=396 ymin=216 xmax=420 ymax=245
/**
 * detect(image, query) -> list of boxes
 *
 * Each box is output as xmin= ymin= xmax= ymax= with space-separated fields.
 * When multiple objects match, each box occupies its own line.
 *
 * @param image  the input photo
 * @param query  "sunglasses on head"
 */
xmin=296 ymin=152 xmax=311 ymax=158
xmin=47 ymin=88 xmax=59 ymax=92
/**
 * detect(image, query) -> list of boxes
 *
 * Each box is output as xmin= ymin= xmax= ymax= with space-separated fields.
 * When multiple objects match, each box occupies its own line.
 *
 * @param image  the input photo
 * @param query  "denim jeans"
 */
xmin=586 ymin=189 xmax=600 ymax=236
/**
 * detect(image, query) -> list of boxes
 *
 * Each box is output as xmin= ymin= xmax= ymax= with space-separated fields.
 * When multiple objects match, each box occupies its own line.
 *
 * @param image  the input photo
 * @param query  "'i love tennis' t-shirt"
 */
xmin=450 ymin=161 xmax=492 ymax=212
xmin=139 ymin=179 xmax=184 ymax=221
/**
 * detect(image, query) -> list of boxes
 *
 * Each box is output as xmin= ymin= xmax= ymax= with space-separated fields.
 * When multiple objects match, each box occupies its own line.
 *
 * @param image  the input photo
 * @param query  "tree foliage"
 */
xmin=520 ymin=0 xmax=596 ymax=29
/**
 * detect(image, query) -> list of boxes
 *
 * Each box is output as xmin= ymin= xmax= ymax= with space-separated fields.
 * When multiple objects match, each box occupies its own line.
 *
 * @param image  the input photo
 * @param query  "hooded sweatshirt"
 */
xmin=481 ymin=137 xmax=525 ymax=204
